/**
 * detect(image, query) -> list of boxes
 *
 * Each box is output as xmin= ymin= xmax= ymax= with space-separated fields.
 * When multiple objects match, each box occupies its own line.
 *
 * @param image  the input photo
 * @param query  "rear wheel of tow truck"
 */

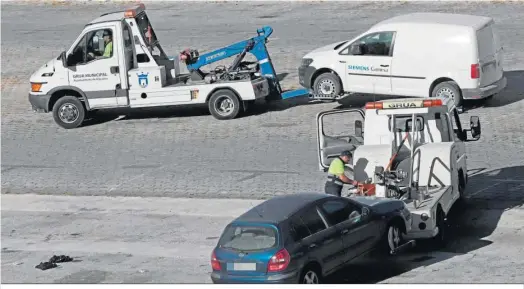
xmin=381 ymin=220 xmax=404 ymax=256
xmin=52 ymin=96 xmax=86 ymax=129
xmin=208 ymin=89 xmax=241 ymax=120
xmin=431 ymin=81 xmax=463 ymax=108
xmin=313 ymin=72 xmax=342 ymax=102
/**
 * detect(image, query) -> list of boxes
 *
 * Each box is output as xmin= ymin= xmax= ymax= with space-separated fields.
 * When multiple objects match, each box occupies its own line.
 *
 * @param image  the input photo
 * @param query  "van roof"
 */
xmin=373 ymin=12 xmax=493 ymax=30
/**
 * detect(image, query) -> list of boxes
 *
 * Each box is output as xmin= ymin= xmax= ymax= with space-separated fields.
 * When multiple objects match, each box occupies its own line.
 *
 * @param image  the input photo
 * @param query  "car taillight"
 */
xmin=471 ymin=63 xmax=480 ymax=79
xmin=211 ymin=250 xmax=221 ymax=271
xmin=267 ymin=248 xmax=290 ymax=272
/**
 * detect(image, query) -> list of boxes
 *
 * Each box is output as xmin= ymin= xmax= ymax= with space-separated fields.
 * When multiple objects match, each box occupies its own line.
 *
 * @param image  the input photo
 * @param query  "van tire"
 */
xmin=208 ymin=89 xmax=241 ymax=120
xmin=431 ymin=81 xmax=463 ymax=107
xmin=52 ymin=96 xmax=86 ymax=129
xmin=313 ymin=73 xmax=342 ymax=100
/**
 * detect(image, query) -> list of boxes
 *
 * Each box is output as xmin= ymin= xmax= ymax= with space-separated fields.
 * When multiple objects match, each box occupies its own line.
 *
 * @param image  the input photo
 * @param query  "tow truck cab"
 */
xmin=29 ymin=4 xmax=269 ymax=129
xmin=316 ymin=98 xmax=482 ymax=240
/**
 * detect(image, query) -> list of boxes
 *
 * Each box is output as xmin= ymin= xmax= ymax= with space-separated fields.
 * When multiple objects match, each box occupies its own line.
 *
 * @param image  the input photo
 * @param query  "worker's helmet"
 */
xmin=340 ymin=150 xmax=352 ymax=158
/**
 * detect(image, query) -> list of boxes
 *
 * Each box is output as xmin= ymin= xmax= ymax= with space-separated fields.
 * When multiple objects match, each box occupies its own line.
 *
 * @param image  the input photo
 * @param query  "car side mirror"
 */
xmin=355 ymin=120 xmax=363 ymax=137
xmin=466 ymin=116 xmax=481 ymax=141
xmin=66 ymin=53 xmax=75 ymax=67
xmin=350 ymin=44 xmax=364 ymax=55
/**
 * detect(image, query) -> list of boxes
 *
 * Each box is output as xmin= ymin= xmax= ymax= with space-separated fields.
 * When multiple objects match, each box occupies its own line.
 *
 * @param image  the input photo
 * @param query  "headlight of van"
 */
xmin=41 ymin=72 xmax=54 ymax=77
xmin=301 ymin=58 xmax=313 ymax=67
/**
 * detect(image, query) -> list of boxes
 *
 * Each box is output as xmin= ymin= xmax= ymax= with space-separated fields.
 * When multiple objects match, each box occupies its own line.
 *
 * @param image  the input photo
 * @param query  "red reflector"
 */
xmin=267 ymin=248 xmax=290 ymax=272
xmin=211 ymin=250 xmax=221 ymax=271
xmin=423 ymin=99 xmax=442 ymax=107
xmin=471 ymin=64 xmax=480 ymax=79
xmin=365 ymin=102 xmax=383 ymax=109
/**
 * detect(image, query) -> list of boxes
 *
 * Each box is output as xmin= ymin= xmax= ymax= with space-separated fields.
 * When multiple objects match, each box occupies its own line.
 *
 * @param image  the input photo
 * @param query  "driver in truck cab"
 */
xmin=325 ymin=150 xmax=359 ymax=197
xmin=88 ymin=29 xmax=113 ymax=59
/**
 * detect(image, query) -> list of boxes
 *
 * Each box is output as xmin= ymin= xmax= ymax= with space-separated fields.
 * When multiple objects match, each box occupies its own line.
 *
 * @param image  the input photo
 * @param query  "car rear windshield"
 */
xmin=218 ymin=225 xmax=277 ymax=252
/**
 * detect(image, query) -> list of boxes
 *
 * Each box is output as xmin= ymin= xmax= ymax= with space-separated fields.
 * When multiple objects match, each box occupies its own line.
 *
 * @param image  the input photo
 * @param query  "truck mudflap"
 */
xmin=251 ymin=77 xmax=270 ymax=99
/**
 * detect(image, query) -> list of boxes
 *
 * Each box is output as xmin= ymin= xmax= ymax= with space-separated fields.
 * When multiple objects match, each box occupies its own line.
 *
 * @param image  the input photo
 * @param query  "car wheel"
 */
xmin=208 ymin=89 xmax=241 ymax=120
xmin=432 ymin=81 xmax=463 ymax=108
xmin=313 ymin=72 xmax=342 ymax=100
xmin=300 ymin=266 xmax=321 ymax=284
xmin=382 ymin=221 xmax=404 ymax=256
xmin=52 ymin=96 xmax=86 ymax=129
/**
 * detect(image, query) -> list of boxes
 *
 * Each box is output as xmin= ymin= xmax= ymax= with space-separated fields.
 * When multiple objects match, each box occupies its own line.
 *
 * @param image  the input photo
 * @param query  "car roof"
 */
xmin=233 ymin=193 xmax=330 ymax=225
xmin=373 ymin=12 xmax=493 ymax=30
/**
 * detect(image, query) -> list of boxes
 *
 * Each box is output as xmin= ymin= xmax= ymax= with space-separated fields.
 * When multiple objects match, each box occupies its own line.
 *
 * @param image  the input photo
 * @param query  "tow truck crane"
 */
xmin=28 ymin=3 xmax=308 ymax=129
xmin=315 ymin=97 xmax=482 ymax=247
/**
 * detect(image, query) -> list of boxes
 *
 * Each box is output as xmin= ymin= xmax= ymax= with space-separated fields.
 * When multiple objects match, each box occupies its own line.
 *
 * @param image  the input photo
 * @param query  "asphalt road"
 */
xmin=1 ymin=0 xmax=524 ymax=284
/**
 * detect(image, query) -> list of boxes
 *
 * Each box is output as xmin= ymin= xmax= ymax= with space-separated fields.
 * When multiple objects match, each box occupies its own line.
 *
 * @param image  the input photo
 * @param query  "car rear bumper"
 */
xmin=210 ymin=271 xmax=298 ymax=284
xmin=462 ymin=75 xmax=507 ymax=100
xmin=28 ymin=93 xmax=51 ymax=113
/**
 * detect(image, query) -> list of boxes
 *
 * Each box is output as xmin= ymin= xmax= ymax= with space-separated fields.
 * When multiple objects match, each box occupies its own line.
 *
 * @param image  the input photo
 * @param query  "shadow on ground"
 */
xmin=463 ymin=70 xmax=524 ymax=110
xmin=325 ymin=166 xmax=524 ymax=283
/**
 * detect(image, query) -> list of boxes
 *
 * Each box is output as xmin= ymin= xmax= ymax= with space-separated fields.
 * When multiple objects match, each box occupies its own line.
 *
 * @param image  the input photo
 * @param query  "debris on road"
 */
xmin=35 ymin=255 xmax=74 ymax=270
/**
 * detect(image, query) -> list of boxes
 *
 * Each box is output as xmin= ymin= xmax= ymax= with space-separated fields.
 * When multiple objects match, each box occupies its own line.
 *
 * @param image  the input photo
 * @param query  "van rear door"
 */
xmin=476 ymin=22 xmax=504 ymax=87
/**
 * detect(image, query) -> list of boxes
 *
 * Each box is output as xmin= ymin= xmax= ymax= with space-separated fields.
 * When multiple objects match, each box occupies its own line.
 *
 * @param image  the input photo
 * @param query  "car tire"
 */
xmin=313 ymin=72 xmax=342 ymax=100
xmin=381 ymin=221 xmax=404 ymax=256
xmin=208 ymin=89 xmax=241 ymax=120
xmin=52 ymin=96 xmax=86 ymax=129
xmin=431 ymin=208 xmax=448 ymax=249
xmin=432 ymin=81 xmax=463 ymax=108
xmin=299 ymin=265 xmax=322 ymax=284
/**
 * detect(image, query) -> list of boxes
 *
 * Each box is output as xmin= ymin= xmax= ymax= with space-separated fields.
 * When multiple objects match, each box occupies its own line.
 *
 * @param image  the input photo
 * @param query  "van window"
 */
xmin=218 ymin=224 xmax=277 ymax=252
xmin=342 ymin=31 xmax=396 ymax=56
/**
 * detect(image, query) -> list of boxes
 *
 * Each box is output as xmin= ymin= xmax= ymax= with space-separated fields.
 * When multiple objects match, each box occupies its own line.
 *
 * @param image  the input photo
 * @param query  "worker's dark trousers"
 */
xmin=324 ymin=182 xmax=343 ymax=197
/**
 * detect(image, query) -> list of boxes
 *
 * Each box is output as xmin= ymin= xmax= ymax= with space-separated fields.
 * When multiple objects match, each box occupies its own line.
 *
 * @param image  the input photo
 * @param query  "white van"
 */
xmin=298 ymin=12 xmax=507 ymax=107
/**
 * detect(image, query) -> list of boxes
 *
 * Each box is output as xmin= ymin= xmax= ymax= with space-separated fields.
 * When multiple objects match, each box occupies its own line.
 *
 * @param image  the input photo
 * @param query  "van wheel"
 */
xmin=208 ymin=89 xmax=241 ymax=120
xmin=299 ymin=265 xmax=322 ymax=284
xmin=432 ymin=81 xmax=463 ymax=107
xmin=313 ymin=73 xmax=342 ymax=100
xmin=52 ymin=96 xmax=86 ymax=129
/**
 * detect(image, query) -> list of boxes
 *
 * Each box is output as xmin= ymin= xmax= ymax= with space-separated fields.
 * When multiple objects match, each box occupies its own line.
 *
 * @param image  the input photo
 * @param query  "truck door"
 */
xmin=316 ymin=109 xmax=365 ymax=172
xmin=65 ymin=24 xmax=123 ymax=109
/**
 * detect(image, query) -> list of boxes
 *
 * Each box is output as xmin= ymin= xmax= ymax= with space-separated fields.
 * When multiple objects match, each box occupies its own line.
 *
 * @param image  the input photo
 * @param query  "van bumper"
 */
xmin=28 ymin=93 xmax=51 ymax=113
xmin=462 ymin=76 xmax=507 ymax=100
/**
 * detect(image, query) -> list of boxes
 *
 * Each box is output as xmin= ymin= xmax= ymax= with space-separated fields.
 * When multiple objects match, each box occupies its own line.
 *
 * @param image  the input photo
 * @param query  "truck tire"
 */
xmin=208 ymin=89 xmax=241 ymax=120
xmin=52 ymin=96 xmax=86 ymax=129
xmin=431 ymin=81 xmax=463 ymax=107
xmin=430 ymin=208 xmax=448 ymax=249
xmin=313 ymin=73 xmax=342 ymax=100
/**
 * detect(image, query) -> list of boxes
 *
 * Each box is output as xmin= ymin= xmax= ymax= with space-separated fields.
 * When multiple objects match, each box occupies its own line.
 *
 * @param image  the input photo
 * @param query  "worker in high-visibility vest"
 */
xmin=324 ymin=150 xmax=358 ymax=197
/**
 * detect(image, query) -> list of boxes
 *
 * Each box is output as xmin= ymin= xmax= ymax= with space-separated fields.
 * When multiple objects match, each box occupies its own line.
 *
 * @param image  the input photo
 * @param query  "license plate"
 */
xmin=227 ymin=262 xmax=257 ymax=271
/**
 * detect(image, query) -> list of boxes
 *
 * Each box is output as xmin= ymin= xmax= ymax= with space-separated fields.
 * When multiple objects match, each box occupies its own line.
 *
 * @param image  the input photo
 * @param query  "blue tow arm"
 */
xmin=170 ymin=26 xmax=309 ymax=100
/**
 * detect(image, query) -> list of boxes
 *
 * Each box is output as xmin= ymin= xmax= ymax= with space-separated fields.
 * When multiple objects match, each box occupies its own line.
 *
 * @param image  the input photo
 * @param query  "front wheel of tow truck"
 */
xmin=52 ymin=96 xmax=86 ymax=129
xmin=208 ymin=89 xmax=241 ymax=120
xmin=430 ymin=208 xmax=448 ymax=249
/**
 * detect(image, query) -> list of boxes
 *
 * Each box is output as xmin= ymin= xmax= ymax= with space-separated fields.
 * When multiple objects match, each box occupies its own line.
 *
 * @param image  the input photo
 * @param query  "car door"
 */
xmin=295 ymin=204 xmax=345 ymax=275
xmin=337 ymin=31 xmax=396 ymax=95
xmin=65 ymin=24 xmax=122 ymax=109
xmin=319 ymin=198 xmax=381 ymax=262
xmin=316 ymin=109 xmax=365 ymax=172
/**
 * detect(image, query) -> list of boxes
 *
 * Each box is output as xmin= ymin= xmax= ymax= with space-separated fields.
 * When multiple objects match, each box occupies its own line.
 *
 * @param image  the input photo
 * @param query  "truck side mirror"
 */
xmin=469 ymin=116 xmax=481 ymax=141
xmin=60 ymin=51 xmax=66 ymax=67
xmin=355 ymin=120 xmax=363 ymax=137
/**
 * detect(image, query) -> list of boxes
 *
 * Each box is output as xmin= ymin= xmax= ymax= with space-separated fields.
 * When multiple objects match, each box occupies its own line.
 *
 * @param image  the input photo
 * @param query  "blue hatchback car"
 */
xmin=210 ymin=193 xmax=411 ymax=284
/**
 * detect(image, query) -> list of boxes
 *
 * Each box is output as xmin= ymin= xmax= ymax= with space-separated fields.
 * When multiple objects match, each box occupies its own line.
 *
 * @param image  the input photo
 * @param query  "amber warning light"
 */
xmin=365 ymin=99 xmax=443 ymax=110
xmin=124 ymin=3 xmax=146 ymax=18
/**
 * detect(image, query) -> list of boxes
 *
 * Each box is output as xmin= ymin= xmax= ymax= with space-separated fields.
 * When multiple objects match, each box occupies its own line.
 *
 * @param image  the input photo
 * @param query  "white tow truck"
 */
xmin=28 ymin=4 xmax=277 ymax=129
xmin=316 ymin=97 xmax=482 ymax=247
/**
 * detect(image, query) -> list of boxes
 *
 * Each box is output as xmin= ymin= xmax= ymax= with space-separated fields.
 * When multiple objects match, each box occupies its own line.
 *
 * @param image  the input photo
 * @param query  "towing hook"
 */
xmin=390 ymin=240 xmax=416 ymax=255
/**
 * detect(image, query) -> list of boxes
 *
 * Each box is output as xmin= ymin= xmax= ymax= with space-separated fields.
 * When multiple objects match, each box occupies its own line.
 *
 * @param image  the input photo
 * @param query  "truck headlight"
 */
xmin=41 ymin=72 xmax=54 ymax=77
xmin=301 ymin=58 xmax=313 ymax=67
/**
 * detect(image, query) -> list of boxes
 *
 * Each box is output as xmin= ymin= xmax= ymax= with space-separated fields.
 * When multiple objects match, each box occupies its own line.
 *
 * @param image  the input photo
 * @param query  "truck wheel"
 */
xmin=381 ymin=221 xmax=404 ymax=256
xmin=431 ymin=208 xmax=448 ymax=249
xmin=313 ymin=73 xmax=342 ymax=100
xmin=52 ymin=96 xmax=86 ymax=129
xmin=432 ymin=81 xmax=463 ymax=107
xmin=208 ymin=90 xmax=241 ymax=120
